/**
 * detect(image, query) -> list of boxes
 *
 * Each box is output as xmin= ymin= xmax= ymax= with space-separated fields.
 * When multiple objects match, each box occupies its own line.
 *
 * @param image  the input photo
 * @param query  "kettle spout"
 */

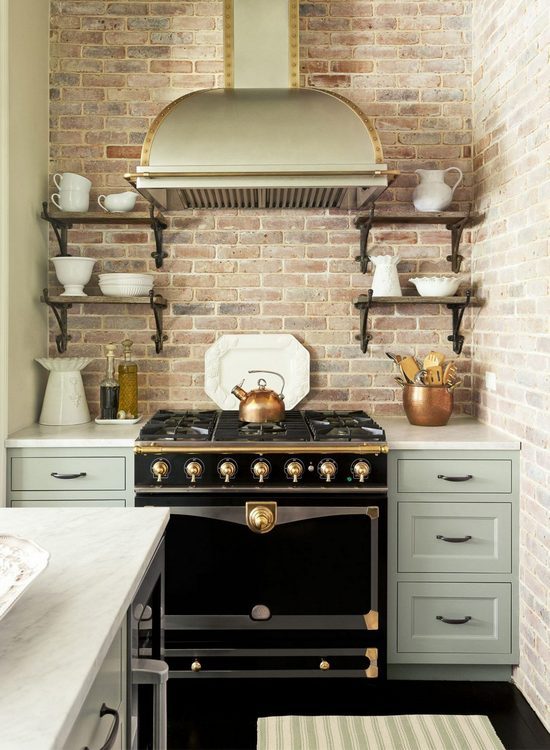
xmin=231 ymin=381 xmax=248 ymax=402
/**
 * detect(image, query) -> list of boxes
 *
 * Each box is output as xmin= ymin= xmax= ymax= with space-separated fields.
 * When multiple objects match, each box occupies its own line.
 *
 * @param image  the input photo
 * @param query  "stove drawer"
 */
xmin=397 ymin=502 xmax=512 ymax=573
xmin=397 ymin=582 xmax=512 ymax=654
xmin=397 ymin=459 xmax=512 ymax=495
xmin=167 ymin=649 xmax=380 ymax=679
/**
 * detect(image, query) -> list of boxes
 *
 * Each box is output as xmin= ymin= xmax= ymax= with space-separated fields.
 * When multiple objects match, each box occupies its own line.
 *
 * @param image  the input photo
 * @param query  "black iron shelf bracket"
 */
xmin=447 ymin=289 xmax=472 ymax=355
xmin=41 ymin=202 xmax=72 ymax=256
xmin=354 ymin=205 xmax=375 ymax=274
xmin=41 ymin=288 xmax=72 ymax=353
xmin=446 ymin=211 xmax=470 ymax=273
xmin=150 ymin=290 xmax=168 ymax=353
xmin=149 ymin=205 xmax=168 ymax=269
xmin=354 ymin=289 xmax=374 ymax=353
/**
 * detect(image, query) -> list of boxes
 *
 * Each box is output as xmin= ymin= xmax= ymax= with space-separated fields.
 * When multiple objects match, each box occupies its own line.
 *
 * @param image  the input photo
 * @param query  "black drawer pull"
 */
xmin=83 ymin=703 xmax=119 ymax=750
xmin=437 ymin=474 xmax=473 ymax=482
xmin=51 ymin=472 xmax=87 ymax=480
xmin=436 ymin=534 xmax=472 ymax=543
xmin=436 ymin=615 xmax=472 ymax=625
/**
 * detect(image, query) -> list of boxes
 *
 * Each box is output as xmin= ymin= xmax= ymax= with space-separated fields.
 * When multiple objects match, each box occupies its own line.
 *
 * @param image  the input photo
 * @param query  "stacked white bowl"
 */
xmin=98 ymin=273 xmax=154 ymax=297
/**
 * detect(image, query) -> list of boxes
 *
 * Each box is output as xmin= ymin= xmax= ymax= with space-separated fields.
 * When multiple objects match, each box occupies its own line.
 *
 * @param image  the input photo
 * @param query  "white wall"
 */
xmin=0 ymin=0 xmax=49 ymax=503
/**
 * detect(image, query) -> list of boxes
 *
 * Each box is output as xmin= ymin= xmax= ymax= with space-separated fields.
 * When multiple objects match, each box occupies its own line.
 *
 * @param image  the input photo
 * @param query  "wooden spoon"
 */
xmin=399 ymin=355 xmax=421 ymax=383
xmin=426 ymin=365 xmax=443 ymax=385
xmin=443 ymin=362 xmax=457 ymax=385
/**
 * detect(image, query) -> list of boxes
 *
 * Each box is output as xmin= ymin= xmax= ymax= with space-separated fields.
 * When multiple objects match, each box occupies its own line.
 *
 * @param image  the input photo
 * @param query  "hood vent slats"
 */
xmin=172 ymin=186 xmax=349 ymax=210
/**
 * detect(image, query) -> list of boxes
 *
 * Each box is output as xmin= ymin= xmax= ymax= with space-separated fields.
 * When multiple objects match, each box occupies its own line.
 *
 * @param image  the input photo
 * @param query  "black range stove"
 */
xmin=134 ymin=409 xmax=387 ymax=683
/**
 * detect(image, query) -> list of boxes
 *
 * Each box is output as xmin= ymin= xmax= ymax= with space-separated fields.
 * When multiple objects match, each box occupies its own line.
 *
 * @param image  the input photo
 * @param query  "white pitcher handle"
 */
xmin=444 ymin=167 xmax=463 ymax=196
xmin=53 ymin=173 xmax=62 ymax=190
xmin=51 ymin=193 xmax=62 ymax=210
xmin=97 ymin=195 xmax=108 ymax=212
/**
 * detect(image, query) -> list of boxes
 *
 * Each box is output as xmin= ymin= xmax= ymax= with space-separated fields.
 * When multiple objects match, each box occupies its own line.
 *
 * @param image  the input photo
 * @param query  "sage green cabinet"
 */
xmin=388 ymin=449 xmax=519 ymax=675
xmin=7 ymin=447 xmax=134 ymax=507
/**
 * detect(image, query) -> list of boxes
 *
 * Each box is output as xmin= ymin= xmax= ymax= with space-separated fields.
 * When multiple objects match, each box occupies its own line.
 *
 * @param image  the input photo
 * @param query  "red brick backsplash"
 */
xmin=49 ymin=0 xmax=474 ymax=417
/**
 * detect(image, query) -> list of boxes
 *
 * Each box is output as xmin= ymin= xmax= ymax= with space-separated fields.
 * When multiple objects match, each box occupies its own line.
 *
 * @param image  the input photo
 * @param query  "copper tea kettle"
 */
xmin=231 ymin=370 xmax=285 ymax=423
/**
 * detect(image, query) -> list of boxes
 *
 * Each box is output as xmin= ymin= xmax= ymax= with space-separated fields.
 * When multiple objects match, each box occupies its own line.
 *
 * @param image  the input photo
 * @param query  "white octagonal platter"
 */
xmin=204 ymin=334 xmax=310 ymax=410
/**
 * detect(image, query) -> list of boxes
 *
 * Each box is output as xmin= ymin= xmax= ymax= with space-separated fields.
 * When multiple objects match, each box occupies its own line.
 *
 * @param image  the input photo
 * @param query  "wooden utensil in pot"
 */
xmin=423 ymin=351 xmax=445 ymax=369
xmin=399 ymin=356 xmax=421 ymax=384
xmin=426 ymin=365 xmax=443 ymax=385
xmin=443 ymin=361 xmax=457 ymax=385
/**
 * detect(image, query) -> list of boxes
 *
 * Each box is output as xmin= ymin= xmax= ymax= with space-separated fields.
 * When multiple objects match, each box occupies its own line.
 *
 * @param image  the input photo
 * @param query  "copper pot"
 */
xmin=402 ymin=384 xmax=453 ymax=426
xmin=231 ymin=370 xmax=285 ymax=423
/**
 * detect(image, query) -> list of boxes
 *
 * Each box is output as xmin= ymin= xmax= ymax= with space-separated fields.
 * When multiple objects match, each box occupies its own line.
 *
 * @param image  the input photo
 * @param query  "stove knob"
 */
xmin=151 ymin=459 xmax=170 ymax=484
xmin=285 ymin=460 xmax=304 ymax=484
xmin=218 ymin=459 xmax=237 ymax=483
xmin=352 ymin=460 xmax=371 ymax=483
xmin=185 ymin=459 xmax=204 ymax=484
xmin=252 ymin=460 xmax=270 ymax=483
xmin=319 ymin=460 xmax=337 ymax=483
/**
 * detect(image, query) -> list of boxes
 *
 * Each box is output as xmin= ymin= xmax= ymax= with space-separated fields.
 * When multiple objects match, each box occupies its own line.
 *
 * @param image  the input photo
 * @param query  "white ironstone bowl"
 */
xmin=409 ymin=276 xmax=461 ymax=297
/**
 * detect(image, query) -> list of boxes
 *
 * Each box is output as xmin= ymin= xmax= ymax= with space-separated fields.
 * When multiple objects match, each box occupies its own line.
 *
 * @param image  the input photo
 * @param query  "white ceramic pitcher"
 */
xmin=412 ymin=168 xmax=463 ymax=212
xmin=370 ymin=255 xmax=402 ymax=297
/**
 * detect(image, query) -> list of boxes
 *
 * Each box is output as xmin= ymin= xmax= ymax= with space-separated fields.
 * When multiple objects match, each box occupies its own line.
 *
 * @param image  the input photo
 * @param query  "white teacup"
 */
xmin=53 ymin=172 xmax=92 ymax=191
xmin=98 ymin=191 xmax=138 ymax=213
xmin=52 ymin=189 xmax=90 ymax=213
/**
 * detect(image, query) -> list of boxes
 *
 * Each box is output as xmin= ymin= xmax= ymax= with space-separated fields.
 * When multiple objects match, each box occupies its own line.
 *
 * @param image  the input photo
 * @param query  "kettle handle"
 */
xmin=248 ymin=370 xmax=285 ymax=398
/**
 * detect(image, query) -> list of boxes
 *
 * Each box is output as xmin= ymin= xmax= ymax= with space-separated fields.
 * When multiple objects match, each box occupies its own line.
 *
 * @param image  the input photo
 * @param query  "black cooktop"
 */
xmin=138 ymin=409 xmax=385 ymax=443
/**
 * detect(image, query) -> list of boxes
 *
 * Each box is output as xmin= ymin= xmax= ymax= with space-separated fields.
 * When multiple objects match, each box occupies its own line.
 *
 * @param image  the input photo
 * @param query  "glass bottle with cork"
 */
xmin=118 ymin=338 xmax=138 ymax=419
xmin=99 ymin=343 xmax=119 ymax=419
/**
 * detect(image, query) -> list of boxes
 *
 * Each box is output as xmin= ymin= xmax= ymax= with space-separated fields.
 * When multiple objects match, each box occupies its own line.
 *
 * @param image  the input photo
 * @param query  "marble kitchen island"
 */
xmin=0 ymin=507 xmax=169 ymax=750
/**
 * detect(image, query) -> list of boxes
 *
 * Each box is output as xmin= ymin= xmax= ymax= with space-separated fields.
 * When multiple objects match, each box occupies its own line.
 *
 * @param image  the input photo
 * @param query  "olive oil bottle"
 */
xmin=99 ymin=343 xmax=119 ymax=419
xmin=118 ymin=338 xmax=138 ymax=418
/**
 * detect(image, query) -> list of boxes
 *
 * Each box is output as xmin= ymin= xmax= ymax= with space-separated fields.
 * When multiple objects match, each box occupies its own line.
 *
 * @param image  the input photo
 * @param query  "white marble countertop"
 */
xmin=5 ymin=415 xmax=520 ymax=450
xmin=0 ymin=507 xmax=169 ymax=750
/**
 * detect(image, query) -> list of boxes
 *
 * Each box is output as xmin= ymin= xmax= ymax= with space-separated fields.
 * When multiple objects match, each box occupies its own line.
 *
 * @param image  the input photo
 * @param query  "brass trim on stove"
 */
xmin=367 ymin=506 xmax=380 ymax=519
xmin=365 ymin=647 xmax=379 ymax=679
xmin=246 ymin=501 xmax=277 ymax=533
xmin=135 ymin=443 xmax=389 ymax=455
xmin=363 ymin=610 xmax=379 ymax=631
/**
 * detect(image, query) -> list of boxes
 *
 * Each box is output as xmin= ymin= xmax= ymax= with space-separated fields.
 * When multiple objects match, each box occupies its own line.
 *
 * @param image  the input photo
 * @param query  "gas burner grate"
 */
xmin=138 ymin=410 xmax=219 ymax=441
xmin=213 ymin=410 xmax=310 ymax=442
xmin=305 ymin=410 xmax=385 ymax=442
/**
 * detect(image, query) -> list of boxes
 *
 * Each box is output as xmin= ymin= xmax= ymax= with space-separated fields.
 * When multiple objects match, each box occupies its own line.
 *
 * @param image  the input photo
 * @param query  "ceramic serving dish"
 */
xmin=409 ymin=276 xmax=461 ymax=297
xmin=0 ymin=535 xmax=50 ymax=620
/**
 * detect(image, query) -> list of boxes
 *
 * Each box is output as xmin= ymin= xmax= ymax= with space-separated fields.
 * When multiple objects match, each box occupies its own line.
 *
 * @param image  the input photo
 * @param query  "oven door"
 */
xmin=136 ymin=492 xmax=385 ymax=679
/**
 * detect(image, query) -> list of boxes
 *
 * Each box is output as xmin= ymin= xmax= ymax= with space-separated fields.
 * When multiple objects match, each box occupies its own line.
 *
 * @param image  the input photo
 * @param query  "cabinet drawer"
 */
xmin=397 ymin=582 xmax=511 ymax=654
xmin=398 ymin=502 xmax=512 ymax=573
xmin=397 ymin=459 xmax=512 ymax=494
xmin=10 ymin=456 xmax=126 ymax=492
xmin=12 ymin=500 xmax=126 ymax=508
xmin=63 ymin=627 xmax=124 ymax=750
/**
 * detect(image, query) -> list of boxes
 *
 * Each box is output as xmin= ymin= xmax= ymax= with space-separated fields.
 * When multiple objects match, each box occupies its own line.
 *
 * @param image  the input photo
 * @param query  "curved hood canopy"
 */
xmin=126 ymin=0 xmax=396 ymax=210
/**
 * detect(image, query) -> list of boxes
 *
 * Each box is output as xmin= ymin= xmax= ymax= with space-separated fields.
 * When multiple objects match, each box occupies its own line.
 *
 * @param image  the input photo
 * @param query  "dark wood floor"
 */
xmin=168 ymin=679 xmax=550 ymax=750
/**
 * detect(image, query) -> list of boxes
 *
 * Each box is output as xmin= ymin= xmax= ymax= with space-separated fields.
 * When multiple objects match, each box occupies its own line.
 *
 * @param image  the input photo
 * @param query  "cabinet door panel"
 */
xmin=398 ymin=502 xmax=511 ymax=573
xmin=397 ymin=582 xmax=511 ymax=654
xmin=12 ymin=500 xmax=126 ymax=507
xmin=397 ymin=459 xmax=512 ymax=494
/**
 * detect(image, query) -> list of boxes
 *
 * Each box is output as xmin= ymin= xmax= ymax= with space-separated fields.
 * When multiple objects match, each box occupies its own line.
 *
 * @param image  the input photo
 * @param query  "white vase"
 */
xmin=370 ymin=255 xmax=402 ymax=297
xmin=412 ymin=168 xmax=463 ymax=212
xmin=36 ymin=358 xmax=93 ymax=425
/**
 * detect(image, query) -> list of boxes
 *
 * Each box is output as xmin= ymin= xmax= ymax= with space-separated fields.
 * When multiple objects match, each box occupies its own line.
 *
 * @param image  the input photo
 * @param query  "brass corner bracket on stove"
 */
xmin=365 ymin=647 xmax=379 ymax=678
xmin=363 ymin=610 xmax=379 ymax=631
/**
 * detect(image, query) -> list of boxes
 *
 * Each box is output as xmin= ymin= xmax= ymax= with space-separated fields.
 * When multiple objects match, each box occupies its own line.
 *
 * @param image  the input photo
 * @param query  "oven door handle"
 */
xmin=168 ymin=506 xmax=377 ymax=525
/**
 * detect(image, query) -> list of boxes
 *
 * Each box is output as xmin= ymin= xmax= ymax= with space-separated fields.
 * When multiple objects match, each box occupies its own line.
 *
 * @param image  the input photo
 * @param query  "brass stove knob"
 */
xmin=219 ymin=459 xmax=237 ymax=483
xmin=191 ymin=660 xmax=202 ymax=672
xmin=185 ymin=460 xmax=204 ymax=484
xmin=319 ymin=460 xmax=337 ymax=483
xmin=252 ymin=460 xmax=270 ymax=483
xmin=319 ymin=659 xmax=331 ymax=671
xmin=151 ymin=459 xmax=170 ymax=484
xmin=247 ymin=505 xmax=276 ymax=534
xmin=285 ymin=460 xmax=304 ymax=484
xmin=352 ymin=460 xmax=371 ymax=483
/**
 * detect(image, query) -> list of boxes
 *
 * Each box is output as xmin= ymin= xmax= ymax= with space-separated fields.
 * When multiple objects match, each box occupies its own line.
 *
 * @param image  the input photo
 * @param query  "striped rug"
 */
xmin=257 ymin=714 xmax=505 ymax=750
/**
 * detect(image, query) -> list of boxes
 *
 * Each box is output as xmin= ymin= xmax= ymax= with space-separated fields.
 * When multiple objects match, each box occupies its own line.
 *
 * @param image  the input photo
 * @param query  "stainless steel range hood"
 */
xmin=126 ymin=0 xmax=396 ymax=211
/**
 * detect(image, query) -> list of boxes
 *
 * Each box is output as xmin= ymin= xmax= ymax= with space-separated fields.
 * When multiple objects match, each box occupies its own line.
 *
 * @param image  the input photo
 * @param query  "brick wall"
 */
xmin=471 ymin=0 xmax=549 ymax=730
xmin=49 ymin=0 xmax=474 ymax=415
